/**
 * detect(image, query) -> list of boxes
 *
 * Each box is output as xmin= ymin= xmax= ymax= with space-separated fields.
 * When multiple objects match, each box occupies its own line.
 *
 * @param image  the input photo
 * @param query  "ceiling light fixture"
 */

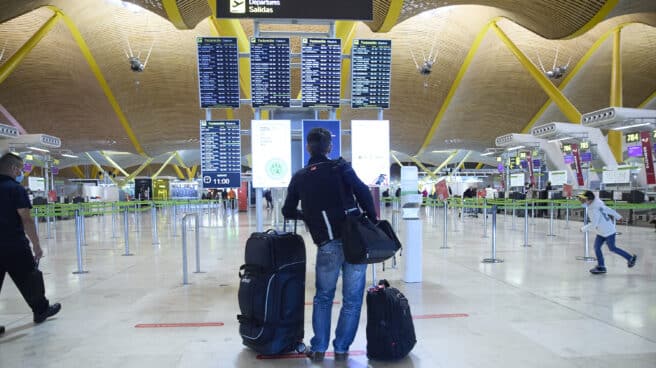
xmin=61 ymin=153 xmax=79 ymax=158
xmin=547 ymin=136 xmax=573 ymax=143
xmin=506 ymin=145 xmax=525 ymax=151
xmin=480 ymin=152 xmax=496 ymax=156
xmin=612 ymin=123 xmax=651 ymax=131
xmin=27 ymin=146 xmax=50 ymax=153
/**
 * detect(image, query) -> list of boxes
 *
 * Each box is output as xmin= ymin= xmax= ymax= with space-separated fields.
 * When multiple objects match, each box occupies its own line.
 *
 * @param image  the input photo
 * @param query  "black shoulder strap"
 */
xmin=332 ymin=159 xmax=355 ymax=215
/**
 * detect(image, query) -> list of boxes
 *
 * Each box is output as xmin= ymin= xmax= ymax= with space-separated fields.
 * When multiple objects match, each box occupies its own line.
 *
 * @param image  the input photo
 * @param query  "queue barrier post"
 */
xmin=576 ymin=206 xmax=596 ymax=262
xmin=523 ymin=200 xmax=531 ymax=247
xmin=483 ymin=205 xmax=503 ymax=263
xmin=73 ymin=209 xmax=89 ymax=274
xmin=123 ymin=206 xmax=133 ymax=256
xmin=181 ymin=213 xmax=200 ymax=284
xmin=547 ymin=201 xmax=556 ymax=237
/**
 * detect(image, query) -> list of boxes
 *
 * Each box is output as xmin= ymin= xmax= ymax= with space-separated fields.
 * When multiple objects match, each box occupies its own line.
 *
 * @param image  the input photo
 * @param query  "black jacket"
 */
xmin=282 ymin=155 xmax=377 ymax=246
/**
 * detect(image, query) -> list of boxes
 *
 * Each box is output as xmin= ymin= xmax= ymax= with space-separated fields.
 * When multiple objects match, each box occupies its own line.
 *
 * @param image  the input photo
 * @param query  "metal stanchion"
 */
xmin=181 ymin=213 xmax=200 ymax=284
xmin=73 ymin=209 xmax=89 ymax=274
xmin=172 ymin=204 xmax=178 ymax=237
xmin=483 ymin=205 xmax=503 ymax=263
xmin=547 ymin=201 xmax=556 ymax=237
xmin=46 ymin=205 xmax=52 ymax=239
xmin=392 ymin=200 xmax=400 ymax=234
xmin=441 ymin=201 xmax=450 ymax=249
xmin=522 ymin=200 xmax=531 ymax=247
xmin=133 ymin=203 xmax=140 ymax=232
xmin=577 ymin=206 xmax=595 ymax=262
xmin=531 ymin=201 xmax=536 ymax=225
xmin=565 ymin=202 xmax=570 ymax=229
xmin=482 ymin=200 xmax=489 ymax=238
xmin=193 ymin=213 xmax=203 ymax=274
xmin=512 ymin=200 xmax=517 ymax=230
xmin=151 ymin=204 xmax=160 ymax=245
xmin=80 ymin=207 xmax=87 ymax=245
xmin=111 ymin=203 xmax=118 ymax=238
xmin=123 ymin=206 xmax=133 ymax=256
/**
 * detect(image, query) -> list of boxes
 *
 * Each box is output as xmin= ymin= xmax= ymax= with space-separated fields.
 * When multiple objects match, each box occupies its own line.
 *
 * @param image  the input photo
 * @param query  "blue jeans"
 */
xmin=310 ymin=239 xmax=367 ymax=353
xmin=594 ymin=234 xmax=631 ymax=267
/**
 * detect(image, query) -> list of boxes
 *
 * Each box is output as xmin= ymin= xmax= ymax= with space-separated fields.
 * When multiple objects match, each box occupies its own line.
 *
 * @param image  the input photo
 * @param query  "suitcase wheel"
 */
xmin=295 ymin=342 xmax=307 ymax=353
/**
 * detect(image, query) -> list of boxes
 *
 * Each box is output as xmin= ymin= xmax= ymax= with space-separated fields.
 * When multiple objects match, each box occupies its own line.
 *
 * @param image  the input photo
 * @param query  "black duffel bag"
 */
xmin=342 ymin=215 xmax=400 ymax=264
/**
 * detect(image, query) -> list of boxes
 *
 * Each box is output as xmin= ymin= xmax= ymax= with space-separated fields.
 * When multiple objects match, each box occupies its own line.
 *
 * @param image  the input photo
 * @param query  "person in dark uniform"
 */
xmin=0 ymin=153 xmax=61 ymax=335
xmin=282 ymin=128 xmax=377 ymax=362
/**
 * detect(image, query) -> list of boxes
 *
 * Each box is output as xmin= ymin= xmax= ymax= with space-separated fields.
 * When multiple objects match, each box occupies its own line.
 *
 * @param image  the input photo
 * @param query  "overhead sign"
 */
xmin=301 ymin=38 xmax=342 ymax=108
xmin=602 ymin=166 xmax=631 ymax=184
xmin=301 ymin=120 xmax=341 ymax=166
xmin=251 ymin=120 xmax=292 ymax=188
xmin=196 ymin=37 xmax=240 ymax=109
xmin=216 ymin=0 xmax=373 ymax=20
xmin=250 ymin=38 xmax=291 ymax=108
xmin=625 ymin=132 xmax=640 ymax=143
xmin=548 ymin=170 xmax=568 ymax=186
xmin=200 ymin=120 xmax=242 ymax=189
xmin=351 ymin=39 xmax=392 ymax=109
xmin=571 ymin=143 xmax=585 ymax=186
xmin=641 ymin=131 xmax=655 ymax=185
xmin=351 ymin=120 xmax=390 ymax=186
xmin=509 ymin=173 xmax=524 ymax=187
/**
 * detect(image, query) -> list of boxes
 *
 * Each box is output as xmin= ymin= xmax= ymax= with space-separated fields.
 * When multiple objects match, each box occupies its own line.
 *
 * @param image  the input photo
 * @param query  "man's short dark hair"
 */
xmin=0 ymin=152 xmax=23 ymax=173
xmin=307 ymin=127 xmax=332 ymax=156
xmin=577 ymin=190 xmax=595 ymax=201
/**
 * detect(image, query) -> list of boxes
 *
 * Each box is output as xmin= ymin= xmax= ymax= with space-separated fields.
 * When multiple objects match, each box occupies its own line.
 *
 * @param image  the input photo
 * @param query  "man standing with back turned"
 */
xmin=0 ymin=153 xmax=61 ymax=335
xmin=282 ymin=128 xmax=377 ymax=362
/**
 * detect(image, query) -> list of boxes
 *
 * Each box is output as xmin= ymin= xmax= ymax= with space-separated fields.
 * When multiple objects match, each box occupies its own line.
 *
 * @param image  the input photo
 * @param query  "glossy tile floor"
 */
xmin=1 ymin=204 xmax=655 ymax=368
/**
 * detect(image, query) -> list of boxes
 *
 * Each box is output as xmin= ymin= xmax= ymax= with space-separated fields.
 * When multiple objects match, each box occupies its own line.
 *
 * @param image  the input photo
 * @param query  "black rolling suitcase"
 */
xmin=237 ymin=222 xmax=306 ymax=355
xmin=366 ymin=278 xmax=416 ymax=360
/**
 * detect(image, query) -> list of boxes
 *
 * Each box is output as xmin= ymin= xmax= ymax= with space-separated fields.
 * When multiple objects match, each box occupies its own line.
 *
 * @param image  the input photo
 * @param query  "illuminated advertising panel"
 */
xmin=251 ymin=120 xmax=292 ymax=188
xmin=351 ymin=120 xmax=390 ymax=186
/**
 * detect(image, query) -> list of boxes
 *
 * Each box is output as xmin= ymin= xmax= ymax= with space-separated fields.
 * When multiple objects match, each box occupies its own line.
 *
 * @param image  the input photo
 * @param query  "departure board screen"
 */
xmin=250 ymin=38 xmax=291 ymax=108
xmin=200 ymin=120 xmax=241 ymax=189
xmin=301 ymin=38 xmax=342 ymax=108
xmin=196 ymin=37 xmax=240 ymax=109
xmin=351 ymin=39 xmax=391 ymax=109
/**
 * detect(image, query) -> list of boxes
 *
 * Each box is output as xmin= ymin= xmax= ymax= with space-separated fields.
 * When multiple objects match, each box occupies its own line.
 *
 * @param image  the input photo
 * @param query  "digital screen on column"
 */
xmin=351 ymin=39 xmax=391 ymax=109
xmin=301 ymin=38 xmax=342 ymax=108
xmin=250 ymin=38 xmax=291 ymax=108
xmin=196 ymin=37 xmax=240 ymax=108
xmin=200 ymin=120 xmax=241 ymax=189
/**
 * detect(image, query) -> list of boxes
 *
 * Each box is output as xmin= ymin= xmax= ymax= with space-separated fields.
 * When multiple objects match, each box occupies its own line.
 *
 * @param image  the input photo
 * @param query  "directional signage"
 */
xmin=200 ymin=120 xmax=241 ymax=189
xmin=250 ymin=38 xmax=291 ymax=108
xmin=301 ymin=38 xmax=341 ymax=108
xmin=196 ymin=37 xmax=240 ymax=109
xmin=351 ymin=39 xmax=391 ymax=109
xmin=216 ymin=0 xmax=373 ymax=21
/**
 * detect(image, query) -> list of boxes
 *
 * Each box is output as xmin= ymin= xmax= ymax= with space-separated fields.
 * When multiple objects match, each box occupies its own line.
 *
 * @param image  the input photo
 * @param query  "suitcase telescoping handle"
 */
xmin=283 ymin=218 xmax=297 ymax=233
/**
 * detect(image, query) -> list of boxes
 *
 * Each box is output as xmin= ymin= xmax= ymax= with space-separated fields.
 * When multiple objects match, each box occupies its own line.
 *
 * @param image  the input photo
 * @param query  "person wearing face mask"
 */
xmin=0 ymin=153 xmax=61 ymax=336
xmin=577 ymin=190 xmax=637 ymax=274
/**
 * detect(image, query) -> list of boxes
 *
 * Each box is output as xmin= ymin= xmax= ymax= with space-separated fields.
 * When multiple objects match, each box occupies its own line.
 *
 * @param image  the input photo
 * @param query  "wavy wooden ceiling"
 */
xmin=0 ymin=0 xmax=655 ymax=170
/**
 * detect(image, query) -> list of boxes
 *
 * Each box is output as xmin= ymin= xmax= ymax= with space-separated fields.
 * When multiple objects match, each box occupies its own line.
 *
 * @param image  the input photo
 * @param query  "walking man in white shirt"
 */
xmin=578 ymin=190 xmax=637 ymax=274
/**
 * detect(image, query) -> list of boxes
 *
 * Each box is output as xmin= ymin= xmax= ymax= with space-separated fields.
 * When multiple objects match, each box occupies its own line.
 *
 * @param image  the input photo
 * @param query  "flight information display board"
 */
xmin=216 ymin=0 xmax=372 ymax=21
xmin=200 ymin=120 xmax=241 ymax=189
xmin=351 ymin=39 xmax=391 ymax=109
xmin=196 ymin=37 xmax=240 ymax=109
xmin=301 ymin=38 xmax=342 ymax=108
xmin=250 ymin=38 xmax=291 ymax=108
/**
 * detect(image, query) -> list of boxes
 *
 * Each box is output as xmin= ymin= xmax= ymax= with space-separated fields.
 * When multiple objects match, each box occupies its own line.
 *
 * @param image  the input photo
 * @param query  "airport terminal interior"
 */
xmin=1 ymin=0 xmax=656 ymax=367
